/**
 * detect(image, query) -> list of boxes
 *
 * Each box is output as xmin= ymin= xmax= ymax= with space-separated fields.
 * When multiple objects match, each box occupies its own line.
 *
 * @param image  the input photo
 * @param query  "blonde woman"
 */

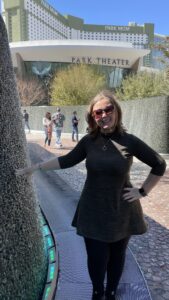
xmin=42 ymin=112 xmax=53 ymax=146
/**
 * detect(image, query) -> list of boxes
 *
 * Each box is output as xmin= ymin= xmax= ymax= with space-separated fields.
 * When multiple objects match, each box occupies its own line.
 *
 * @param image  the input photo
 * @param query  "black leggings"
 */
xmin=45 ymin=136 xmax=51 ymax=146
xmin=84 ymin=236 xmax=130 ymax=294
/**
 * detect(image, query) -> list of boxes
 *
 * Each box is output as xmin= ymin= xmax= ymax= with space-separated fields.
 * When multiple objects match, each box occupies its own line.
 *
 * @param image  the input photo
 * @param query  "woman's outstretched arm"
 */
xmin=16 ymin=157 xmax=61 ymax=176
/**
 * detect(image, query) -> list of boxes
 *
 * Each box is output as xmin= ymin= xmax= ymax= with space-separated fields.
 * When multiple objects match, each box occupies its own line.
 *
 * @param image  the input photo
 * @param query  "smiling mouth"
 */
xmin=99 ymin=117 xmax=111 ymax=125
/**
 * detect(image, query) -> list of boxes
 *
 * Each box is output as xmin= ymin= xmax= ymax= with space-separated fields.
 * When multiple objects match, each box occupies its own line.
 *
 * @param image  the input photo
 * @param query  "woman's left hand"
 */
xmin=123 ymin=187 xmax=142 ymax=202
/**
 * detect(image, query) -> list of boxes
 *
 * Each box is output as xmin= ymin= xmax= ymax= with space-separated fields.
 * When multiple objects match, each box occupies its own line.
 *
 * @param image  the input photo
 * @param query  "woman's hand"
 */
xmin=15 ymin=165 xmax=38 ymax=176
xmin=123 ymin=187 xmax=142 ymax=202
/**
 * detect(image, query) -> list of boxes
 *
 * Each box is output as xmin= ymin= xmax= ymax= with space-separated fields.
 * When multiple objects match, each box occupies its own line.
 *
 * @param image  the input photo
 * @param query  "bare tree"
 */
xmin=151 ymin=38 xmax=169 ymax=78
xmin=0 ymin=15 xmax=47 ymax=300
xmin=16 ymin=75 xmax=47 ymax=106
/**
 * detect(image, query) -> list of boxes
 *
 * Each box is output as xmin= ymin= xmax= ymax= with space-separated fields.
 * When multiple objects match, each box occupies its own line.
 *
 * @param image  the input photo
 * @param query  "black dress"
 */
xmin=58 ymin=131 xmax=166 ymax=242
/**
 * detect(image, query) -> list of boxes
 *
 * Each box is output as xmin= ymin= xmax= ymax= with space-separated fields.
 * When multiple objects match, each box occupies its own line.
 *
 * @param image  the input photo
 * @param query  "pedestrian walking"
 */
xmin=42 ymin=112 xmax=53 ymax=147
xmin=16 ymin=90 xmax=166 ymax=300
xmin=72 ymin=111 xmax=79 ymax=142
xmin=52 ymin=107 xmax=65 ymax=148
xmin=23 ymin=109 xmax=30 ymax=133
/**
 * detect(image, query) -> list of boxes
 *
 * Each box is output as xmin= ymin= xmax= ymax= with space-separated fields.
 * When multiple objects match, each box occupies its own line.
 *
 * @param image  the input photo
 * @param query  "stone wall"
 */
xmin=23 ymin=96 xmax=169 ymax=153
xmin=0 ymin=15 xmax=47 ymax=299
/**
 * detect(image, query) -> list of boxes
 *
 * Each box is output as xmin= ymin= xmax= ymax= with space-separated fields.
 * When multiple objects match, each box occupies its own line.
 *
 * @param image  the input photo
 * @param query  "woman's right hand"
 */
xmin=15 ymin=165 xmax=37 ymax=176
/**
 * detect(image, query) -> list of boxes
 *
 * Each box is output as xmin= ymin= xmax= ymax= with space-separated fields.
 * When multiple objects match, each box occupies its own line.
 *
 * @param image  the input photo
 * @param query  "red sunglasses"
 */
xmin=92 ymin=105 xmax=115 ymax=119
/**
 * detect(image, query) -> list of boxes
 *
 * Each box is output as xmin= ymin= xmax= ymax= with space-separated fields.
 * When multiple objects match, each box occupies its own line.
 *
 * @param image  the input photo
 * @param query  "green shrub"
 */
xmin=50 ymin=64 xmax=107 ymax=105
xmin=115 ymin=71 xmax=169 ymax=100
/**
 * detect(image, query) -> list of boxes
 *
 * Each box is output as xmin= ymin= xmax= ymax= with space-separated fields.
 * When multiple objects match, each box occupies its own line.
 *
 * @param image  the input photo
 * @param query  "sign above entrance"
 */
xmin=105 ymin=26 xmax=130 ymax=31
xmin=71 ymin=57 xmax=130 ymax=68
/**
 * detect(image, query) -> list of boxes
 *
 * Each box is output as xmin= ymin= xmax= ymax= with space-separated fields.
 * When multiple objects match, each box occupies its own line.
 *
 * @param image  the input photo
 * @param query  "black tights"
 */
xmin=84 ymin=236 xmax=130 ymax=295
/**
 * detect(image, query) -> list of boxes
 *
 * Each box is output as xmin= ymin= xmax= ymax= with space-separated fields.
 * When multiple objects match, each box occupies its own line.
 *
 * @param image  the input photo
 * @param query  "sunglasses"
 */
xmin=92 ymin=105 xmax=115 ymax=119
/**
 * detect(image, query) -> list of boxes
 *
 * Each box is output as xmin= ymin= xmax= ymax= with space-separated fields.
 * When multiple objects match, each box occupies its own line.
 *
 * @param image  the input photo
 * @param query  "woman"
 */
xmin=16 ymin=90 xmax=166 ymax=300
xmin=42 ymin=112 xmax=53 ymax=147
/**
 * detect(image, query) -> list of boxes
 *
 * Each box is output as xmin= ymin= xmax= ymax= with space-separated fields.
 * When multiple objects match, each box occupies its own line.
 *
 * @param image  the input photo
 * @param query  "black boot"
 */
xmin=92 ymin=291 xmax=105 ymax=300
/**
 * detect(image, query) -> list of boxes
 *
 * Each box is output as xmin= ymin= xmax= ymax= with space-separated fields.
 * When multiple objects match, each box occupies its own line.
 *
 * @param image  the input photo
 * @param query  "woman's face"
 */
xmin=92 ymin=98 xmax=117 ymax=133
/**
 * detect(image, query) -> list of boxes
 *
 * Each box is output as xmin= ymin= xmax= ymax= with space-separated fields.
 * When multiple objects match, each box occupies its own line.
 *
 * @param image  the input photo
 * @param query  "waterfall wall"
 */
xmin=23 ymin=96 xmax=169 ymax=153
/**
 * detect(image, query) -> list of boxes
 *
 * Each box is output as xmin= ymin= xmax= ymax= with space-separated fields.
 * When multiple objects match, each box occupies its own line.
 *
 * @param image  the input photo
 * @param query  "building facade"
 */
xmin=6 ymin=0 xmax=169 ymax=94
xmin=10 ymin=39 xmax=149 ymax=89
xmin=2 ymin=0 xmax=155 ymax=67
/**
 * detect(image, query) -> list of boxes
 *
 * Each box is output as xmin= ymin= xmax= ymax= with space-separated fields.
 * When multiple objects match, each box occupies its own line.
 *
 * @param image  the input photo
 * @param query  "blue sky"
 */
xmin=47 ymin=0 xmax=169 ymax=35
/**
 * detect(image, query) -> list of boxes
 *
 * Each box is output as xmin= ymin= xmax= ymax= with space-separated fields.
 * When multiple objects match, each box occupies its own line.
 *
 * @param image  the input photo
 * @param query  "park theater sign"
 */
xmin=71 ymin=56 xmax=130 ymax=68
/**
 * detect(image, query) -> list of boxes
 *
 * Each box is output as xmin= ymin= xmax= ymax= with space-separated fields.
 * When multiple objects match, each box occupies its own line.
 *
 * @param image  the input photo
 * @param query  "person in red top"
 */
xmin=42 ymin=112 xmax=53 ymax=146
xmin=16 ymin=90 xmax=166 ymax=300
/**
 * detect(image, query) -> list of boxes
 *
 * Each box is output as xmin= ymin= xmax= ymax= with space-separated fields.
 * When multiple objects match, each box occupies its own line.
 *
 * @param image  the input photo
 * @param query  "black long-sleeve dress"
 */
xmin=58 ymin=131 xmax=166 ymax=242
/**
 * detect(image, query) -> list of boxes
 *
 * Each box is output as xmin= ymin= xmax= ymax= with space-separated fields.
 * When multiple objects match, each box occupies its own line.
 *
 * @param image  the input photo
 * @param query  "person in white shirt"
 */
xmin=52 ymin=107 xmax=65 ymax=148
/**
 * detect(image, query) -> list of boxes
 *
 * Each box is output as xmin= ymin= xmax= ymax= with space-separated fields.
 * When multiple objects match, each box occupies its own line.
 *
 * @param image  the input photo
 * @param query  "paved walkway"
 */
xmin=26 ymin=132 xmax=169 ymax=300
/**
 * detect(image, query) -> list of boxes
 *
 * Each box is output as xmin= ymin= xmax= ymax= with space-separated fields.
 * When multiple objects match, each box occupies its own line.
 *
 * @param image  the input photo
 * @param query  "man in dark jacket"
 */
xmin=72 ymin=111 xmax=79 ymax=142
xmin=23 ymin=109 xmax=30 ymax=133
